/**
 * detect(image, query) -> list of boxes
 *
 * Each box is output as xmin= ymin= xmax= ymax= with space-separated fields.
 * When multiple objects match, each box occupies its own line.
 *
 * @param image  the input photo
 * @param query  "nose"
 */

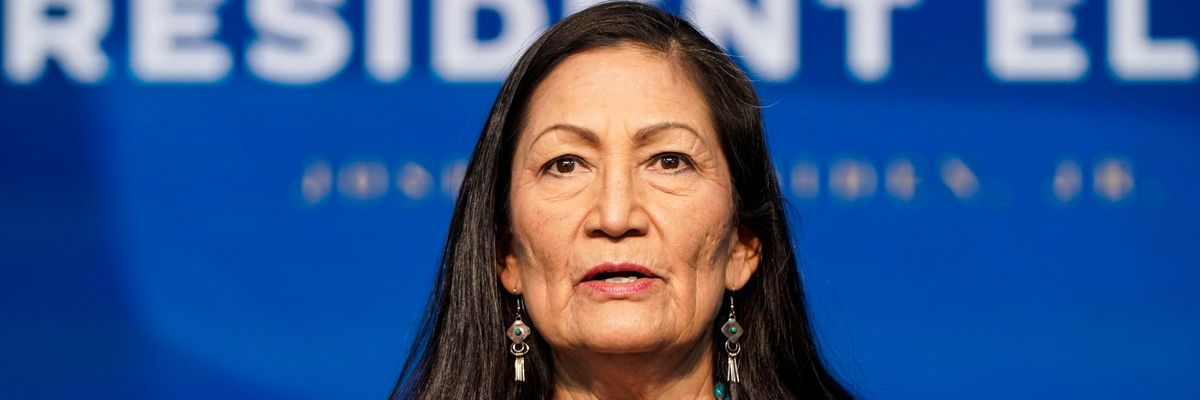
xmin=585 ymin=166 xmax=649 ymax=239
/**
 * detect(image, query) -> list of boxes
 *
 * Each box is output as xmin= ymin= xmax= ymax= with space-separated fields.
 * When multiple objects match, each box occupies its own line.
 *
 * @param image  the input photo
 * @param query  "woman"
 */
xmin=391 ymin=2 xmax=853 ymax=399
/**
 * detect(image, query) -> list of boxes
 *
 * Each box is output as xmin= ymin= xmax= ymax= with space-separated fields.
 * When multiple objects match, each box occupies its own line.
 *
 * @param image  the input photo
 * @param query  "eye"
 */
xmin=650 ymin=153 xmax=694 ymax=173
xmin=541 ymin=155 xmax=587 ymax=176
xmin=554 ymin=158 xmax=577 ymax=173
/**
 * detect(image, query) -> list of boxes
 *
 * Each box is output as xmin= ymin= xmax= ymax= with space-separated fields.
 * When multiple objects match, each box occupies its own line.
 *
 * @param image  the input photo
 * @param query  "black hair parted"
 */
xmin=390 ymin=2 xmax=854 ymax=399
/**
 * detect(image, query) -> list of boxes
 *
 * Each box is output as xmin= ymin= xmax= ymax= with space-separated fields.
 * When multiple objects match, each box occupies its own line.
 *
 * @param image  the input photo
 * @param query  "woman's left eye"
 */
xmin=650 ymin=153 xmax=694 ymax=172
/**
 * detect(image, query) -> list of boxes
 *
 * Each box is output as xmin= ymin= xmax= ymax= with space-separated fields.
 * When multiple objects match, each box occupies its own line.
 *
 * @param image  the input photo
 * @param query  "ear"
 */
xmin=725 ymin=224 xmax=761 ymax=291
xmin=496 ymin=233 xmax=522 ymax=295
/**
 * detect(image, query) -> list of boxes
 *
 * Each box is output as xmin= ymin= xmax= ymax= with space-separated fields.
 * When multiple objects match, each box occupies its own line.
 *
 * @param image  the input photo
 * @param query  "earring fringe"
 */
xmin=514 ymin=354 xmax=526 ymax=382
xmin=727 ymin=354 xmax=740 ymax=383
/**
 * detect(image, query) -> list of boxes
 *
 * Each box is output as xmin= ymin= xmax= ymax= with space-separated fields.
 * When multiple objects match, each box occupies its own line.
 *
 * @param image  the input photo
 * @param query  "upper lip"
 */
xmin=580 ymin=262 xmax=660 ymax=282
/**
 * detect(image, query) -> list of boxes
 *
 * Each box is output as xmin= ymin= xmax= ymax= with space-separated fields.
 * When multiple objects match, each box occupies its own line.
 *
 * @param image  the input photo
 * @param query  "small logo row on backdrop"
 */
xmin=297 ymin=155 xmax=1154 ymax=209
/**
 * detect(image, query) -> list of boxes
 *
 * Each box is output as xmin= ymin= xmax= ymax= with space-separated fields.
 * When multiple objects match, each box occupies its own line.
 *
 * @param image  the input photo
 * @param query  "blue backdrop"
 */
xmin=3 ymin=0 xmax=1198 ymax=398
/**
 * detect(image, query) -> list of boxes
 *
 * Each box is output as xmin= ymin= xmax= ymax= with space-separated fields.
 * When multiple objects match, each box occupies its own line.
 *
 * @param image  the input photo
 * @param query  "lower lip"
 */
xmin=579 ymin=278 xmax=658 ymax=297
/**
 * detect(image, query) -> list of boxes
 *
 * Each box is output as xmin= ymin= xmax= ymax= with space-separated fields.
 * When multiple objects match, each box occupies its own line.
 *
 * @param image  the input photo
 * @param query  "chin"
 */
xmin=577 ymin=331 xmax=672 ymax=354
xmin=569 ymin=306 xmax=678 ymax=354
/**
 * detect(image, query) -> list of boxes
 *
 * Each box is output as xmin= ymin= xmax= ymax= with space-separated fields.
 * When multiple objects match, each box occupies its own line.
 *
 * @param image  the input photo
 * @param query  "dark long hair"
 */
xmin=391 ymin=2 xmax=853 ymax=399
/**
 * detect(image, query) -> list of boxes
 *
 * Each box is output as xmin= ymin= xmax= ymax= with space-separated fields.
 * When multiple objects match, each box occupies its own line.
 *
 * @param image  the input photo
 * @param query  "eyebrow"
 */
xmin=530 ymin=122 xmax=703 ymax=149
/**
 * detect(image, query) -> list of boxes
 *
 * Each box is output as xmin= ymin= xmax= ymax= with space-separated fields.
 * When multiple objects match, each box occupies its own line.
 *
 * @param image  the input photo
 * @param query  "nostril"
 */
xmin=588 ymin=226 xmax=645 ymax=239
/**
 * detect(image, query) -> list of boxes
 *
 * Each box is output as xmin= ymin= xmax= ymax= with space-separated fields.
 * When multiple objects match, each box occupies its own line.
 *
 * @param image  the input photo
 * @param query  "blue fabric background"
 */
xmin=2 ymin=1 xmax=1197 ymax=398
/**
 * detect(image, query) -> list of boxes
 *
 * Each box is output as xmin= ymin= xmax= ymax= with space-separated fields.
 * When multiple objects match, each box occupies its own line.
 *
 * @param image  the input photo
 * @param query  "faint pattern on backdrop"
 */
xmin=2 ymin=0 xmax=1198 ymax=398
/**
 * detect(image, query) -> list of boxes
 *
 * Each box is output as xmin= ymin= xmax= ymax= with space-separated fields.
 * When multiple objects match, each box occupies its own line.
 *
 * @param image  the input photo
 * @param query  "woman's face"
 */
xmin=500 ymin=45 xmax=760 ymax=356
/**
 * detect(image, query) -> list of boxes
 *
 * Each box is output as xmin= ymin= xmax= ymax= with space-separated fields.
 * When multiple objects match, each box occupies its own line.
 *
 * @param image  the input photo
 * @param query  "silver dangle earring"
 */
xmin=719 ymin=295 xmax=743 ymax=399
xmin=507 ymin=296 xmax=532 ymax=382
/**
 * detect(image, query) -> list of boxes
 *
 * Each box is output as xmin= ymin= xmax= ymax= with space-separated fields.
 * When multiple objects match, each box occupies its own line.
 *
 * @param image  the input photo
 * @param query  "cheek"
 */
xmin=510 ymin=199 xmax=578 ymax=289
xmin=656 ymin=191 xmax=735 ymax=269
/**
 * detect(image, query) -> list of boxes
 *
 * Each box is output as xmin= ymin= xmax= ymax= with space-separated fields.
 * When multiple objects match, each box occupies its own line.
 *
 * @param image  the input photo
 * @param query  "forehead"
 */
xmin=521 ymin=44 xmax=713 ymax=142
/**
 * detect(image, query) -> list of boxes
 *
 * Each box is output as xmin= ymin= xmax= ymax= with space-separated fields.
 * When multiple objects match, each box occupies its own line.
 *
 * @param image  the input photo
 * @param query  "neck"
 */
xmin=550 ymin=333 xmax=715 ymax=400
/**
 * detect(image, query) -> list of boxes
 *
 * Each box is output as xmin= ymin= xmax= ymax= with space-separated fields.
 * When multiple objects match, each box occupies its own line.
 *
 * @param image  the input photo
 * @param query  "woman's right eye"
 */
xmin=542 ymin=155 xmax=585 ymax=176
xmin=554 ymin=158 xmax=576 ymax=173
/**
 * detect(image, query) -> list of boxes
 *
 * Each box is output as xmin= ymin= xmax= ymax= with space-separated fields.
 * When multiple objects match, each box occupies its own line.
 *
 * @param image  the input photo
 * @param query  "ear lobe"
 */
xmin=496 ymin=235 xmax=522 ymax=294
xmin=499 ymin=254 xmax=522 ymax=294
xmin=726 ymin=225 xmax=761 ymax=291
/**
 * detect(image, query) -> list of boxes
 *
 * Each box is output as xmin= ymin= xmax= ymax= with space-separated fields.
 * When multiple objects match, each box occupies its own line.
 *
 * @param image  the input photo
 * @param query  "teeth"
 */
xmin=604 ymin=276 xmax=638 ymax=284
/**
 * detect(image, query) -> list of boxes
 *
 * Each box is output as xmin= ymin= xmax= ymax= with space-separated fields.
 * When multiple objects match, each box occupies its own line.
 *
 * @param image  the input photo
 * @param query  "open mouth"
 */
xmin=585 ymin=270 xmax=651 ymax=284
xmin=580 ymin=263 xmax=659 ymax=284
xmin=579 ymin=263 xmax=660 ymax=296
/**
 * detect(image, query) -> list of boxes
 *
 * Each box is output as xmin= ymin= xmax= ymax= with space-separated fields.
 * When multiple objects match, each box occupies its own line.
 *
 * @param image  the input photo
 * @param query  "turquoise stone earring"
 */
xmin=718 ymin=295 xmax=743 ymax=399
xmin=507 ymin=296 xmax=532 ymax=382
